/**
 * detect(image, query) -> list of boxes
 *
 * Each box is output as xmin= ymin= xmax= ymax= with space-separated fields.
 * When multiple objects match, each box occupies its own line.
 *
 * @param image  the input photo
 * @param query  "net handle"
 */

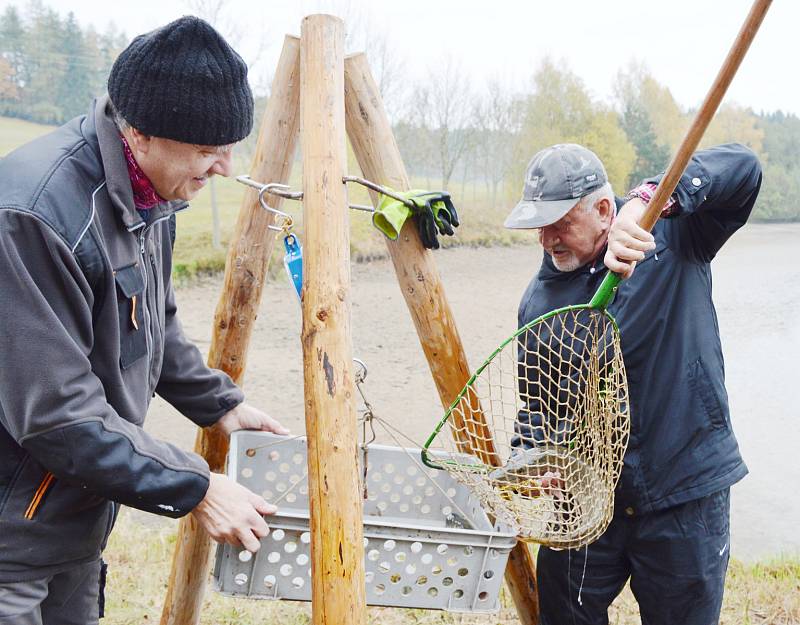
xmin=589 ymin=0 xmax=772 ymax=311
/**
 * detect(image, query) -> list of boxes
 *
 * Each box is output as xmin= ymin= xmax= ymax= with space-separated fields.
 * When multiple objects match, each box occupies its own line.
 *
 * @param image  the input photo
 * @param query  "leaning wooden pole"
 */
xmin=301 ymin=15 xmax=367 ymax=625
xmin=343 ymin=53 xmax=540 ymax=625
xmin=160 ymin=35 xmax=301 ymax=625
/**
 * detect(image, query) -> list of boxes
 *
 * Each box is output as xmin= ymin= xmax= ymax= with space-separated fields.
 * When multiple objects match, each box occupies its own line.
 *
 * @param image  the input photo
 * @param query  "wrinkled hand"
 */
xmin=604 ymin=198 xmax=656 ymax=279
xmin=214 ymin=402 xmax=290 ymax=437
xmin=514 ymin=471 xmax=565 ymax=500
xmin=192 ymin=473 xmax=276 ymax=552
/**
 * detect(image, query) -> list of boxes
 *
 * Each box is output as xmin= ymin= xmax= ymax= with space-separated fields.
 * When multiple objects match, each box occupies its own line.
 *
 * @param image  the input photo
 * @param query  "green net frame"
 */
xmin=422 ymin=275 xmax=630 ymax=549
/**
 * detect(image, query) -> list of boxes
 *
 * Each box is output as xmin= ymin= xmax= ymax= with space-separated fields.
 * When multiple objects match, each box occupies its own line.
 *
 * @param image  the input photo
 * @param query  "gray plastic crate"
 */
xmin=213 ymin=431 xmax=517 ymax=612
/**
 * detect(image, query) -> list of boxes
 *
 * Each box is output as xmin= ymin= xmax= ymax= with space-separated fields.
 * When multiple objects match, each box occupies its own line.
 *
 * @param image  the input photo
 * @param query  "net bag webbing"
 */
xmin=422 ymin=304 xmax=630 ymax=549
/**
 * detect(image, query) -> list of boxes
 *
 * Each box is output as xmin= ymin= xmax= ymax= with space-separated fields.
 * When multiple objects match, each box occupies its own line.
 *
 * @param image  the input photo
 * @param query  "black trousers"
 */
xmin=538 ymin=488 xmax=731 ymax=625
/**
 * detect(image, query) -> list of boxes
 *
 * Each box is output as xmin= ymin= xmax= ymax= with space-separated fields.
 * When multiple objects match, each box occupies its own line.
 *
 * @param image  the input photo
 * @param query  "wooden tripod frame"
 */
xmin=160 ymin=15 xmax=540 ymax=625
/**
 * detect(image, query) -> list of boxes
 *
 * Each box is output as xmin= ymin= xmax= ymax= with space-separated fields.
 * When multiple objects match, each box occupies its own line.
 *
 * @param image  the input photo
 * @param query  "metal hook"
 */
xmin=237 ymin=174 xmax=399 ymax=217
xmin=236 ymin=175 xmax=296 ymax=231
xmin=353 ymin=357 xmax=368 ymax=384
xmin=343 ymin=175 xmax=416 ymax=209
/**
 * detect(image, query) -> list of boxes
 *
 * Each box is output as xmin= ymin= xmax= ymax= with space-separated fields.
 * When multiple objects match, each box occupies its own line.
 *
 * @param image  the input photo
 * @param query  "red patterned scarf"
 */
xmin=120 ymin=135 xmax=165 ymax=211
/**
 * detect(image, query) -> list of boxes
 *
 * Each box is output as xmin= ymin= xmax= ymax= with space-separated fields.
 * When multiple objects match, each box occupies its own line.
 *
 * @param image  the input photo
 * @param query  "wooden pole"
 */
xmin=301 ymin=15 xmax=367 ymax=625
xmin=639 ymin=0 xmax=771 ymax=232
xmin=343 ymin=53 xmax=540 ymax=625
xmin=160 ymin=35 xmax=302 ymax=625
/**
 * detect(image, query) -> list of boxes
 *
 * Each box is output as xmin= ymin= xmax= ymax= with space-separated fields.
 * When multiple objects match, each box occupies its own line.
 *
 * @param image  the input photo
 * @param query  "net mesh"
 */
xmin=424 ymin=306 xmax=630 ymax=549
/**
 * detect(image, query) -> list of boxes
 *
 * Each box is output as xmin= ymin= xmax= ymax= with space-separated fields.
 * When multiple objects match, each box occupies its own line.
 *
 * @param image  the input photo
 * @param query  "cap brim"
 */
xmin=503 ymin=197 xmax=578 ymax=229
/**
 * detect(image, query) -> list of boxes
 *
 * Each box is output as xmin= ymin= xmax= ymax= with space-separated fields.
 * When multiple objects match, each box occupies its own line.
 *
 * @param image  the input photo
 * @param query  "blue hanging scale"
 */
xmin=283 ymin=231 xmax=303 ymax=300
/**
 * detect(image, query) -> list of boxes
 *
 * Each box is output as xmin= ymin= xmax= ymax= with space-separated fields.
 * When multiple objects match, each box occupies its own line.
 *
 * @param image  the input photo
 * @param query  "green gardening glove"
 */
xmin=413 ymin=191 xmax=460 ymax=236
xmin=372 ymin=193 xmax=412 ymax=240
xmin=372 ymin=189 xmax=461 ymax=249
xmin=406 ymin=190 xmax=460 ymax=249
xmin=404 ymin=190 xmax=441 ymax=249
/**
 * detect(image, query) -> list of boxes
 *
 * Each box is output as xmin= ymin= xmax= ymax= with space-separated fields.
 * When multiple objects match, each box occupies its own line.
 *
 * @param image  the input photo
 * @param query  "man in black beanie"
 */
xmin=0 ymin=17 xmax=285 ymax=624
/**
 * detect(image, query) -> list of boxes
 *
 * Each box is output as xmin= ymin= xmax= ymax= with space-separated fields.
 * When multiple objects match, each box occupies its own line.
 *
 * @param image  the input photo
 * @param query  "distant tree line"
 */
xmin=0 ymin=2 xmax=125 ymax=124
xmin=2 ymin=2 xmax=798 ymax=221
xmin=393 ymin=58 xmax=800 ymax=222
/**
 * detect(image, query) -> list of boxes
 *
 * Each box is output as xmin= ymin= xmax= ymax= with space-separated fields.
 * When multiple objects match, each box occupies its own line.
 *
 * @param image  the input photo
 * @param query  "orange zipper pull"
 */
xmin=25 ymin=472 xmax=55 ymax=520
xmin=131 ymin=295 xmax=139 ymax=330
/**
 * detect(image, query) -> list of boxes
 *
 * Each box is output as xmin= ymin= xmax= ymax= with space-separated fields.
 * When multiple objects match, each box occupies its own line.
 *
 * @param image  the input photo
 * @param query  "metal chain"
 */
xmin=351 ymin=358 xmax=474 ymax=525
xmin=241 ymin=357 xmax=473 ymax=525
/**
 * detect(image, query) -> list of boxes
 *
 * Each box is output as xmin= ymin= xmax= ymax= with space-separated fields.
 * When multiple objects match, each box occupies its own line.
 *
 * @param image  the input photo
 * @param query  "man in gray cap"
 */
xmin=0 ymin=17 xmax=285 ymax=624
xmin=508 ymin=143 xmax=761 ymax=624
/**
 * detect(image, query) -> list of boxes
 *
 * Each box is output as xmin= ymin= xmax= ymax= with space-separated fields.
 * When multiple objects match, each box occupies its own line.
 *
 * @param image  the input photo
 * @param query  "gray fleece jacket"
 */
xmin=0 ymin=95 xmax=244 ymax=582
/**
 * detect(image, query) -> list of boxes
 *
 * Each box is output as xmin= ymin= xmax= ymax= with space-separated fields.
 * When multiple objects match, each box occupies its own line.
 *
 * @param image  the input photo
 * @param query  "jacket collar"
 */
xmin=93 ymin=94 xmax=187 ymax=231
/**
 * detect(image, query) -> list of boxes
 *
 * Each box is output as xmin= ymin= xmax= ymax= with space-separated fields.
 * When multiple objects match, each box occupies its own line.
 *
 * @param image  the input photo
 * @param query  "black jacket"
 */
xmin=518 ymin=143 xmax=761 ymax=515
xmin=0 ymin=96 xmax=244 ymax=581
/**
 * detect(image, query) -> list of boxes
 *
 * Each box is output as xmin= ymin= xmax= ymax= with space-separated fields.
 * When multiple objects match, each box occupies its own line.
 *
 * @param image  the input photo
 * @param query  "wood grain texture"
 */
xmin=301 ymin=15 xmax=367 ymax=625
xmin=343 ymin=52 xmax=540 ymax=625
xmin=160 ymin=35 xmax=302 ymax=625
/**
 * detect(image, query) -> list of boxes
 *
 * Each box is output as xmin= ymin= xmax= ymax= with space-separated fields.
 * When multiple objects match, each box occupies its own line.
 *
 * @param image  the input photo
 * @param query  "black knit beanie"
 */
xmin=108 ymin=16 xmax=254 ymax=145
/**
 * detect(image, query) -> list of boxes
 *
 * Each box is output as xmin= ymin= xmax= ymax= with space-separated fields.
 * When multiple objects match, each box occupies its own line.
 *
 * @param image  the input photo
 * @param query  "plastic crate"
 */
xmin=213 ymin=431 xmax=517 ymax=612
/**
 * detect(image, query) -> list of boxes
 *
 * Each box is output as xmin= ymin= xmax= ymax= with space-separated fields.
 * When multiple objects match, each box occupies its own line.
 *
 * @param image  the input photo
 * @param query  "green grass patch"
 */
xmin=180 ymin=167 xmax=534 ymax=282
xmin=0 ymin=115 xmax=55 ymax=156
xmin=2 ymin=115 xmax=533 ymax=278
xmin=104 ymin=511 xmax=800 ymax=624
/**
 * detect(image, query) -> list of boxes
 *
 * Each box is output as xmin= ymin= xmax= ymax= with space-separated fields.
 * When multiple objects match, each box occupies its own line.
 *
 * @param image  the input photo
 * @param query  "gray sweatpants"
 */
xmin=0 ymin=560 xmax=104 ymax=625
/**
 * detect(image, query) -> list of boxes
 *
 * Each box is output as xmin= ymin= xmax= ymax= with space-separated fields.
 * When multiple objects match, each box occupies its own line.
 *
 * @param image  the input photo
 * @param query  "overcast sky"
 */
xmin=3 ymin=0 xmax=794 ymax=115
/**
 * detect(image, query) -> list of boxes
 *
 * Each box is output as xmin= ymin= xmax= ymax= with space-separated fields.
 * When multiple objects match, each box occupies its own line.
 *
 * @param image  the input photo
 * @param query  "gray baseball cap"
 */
xmin=504 ymin=143 xmax=608 ymax=229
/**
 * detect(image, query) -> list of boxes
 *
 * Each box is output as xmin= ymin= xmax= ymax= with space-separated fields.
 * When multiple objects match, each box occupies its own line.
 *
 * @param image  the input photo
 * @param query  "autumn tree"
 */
xmin=513 ymin=58 xmax=635 ymax=193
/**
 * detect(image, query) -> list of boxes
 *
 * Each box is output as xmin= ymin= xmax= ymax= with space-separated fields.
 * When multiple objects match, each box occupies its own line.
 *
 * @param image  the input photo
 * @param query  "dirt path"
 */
xmin=145 ymin=224 xmax=800 ymax=560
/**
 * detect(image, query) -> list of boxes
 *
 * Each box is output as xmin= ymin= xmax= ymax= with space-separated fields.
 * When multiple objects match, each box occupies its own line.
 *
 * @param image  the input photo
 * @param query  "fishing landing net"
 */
xmin=422 ymin=303 xmax=630 ymax=549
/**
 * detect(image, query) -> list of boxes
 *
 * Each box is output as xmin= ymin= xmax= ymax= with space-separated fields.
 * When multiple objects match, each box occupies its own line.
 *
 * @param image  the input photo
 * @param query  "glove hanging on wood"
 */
xmin=372 ymin=193 xmax=412 ymax=240
xmin=371 ymin=189 xmax=460 ymax=249
xmin=409 ymin=191 xmax=459 ymax=249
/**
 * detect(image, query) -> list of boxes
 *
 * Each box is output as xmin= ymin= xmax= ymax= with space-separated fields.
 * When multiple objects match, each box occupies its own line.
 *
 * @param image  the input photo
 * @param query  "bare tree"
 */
xmin=414 ymin=56 xmax=474 ymax=189
xmin=184 ymin=0 xmax=269 ymax=79
xmin=333 ymin=4 xmax=403 ymax=119
xmin=394 ymin=90 xmax=436 ymax=187
xmin=474 ymin=80 xmax=522 ymax=207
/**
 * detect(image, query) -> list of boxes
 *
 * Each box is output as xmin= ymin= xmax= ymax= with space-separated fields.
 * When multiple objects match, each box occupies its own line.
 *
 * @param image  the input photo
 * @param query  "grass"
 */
xmin=1 ymin=115 xmax=532 ymax=281
xmin=0 ymin=115 xmax=55 ymax=156
xmin=177 ymin=163 xmax=532 ymax=282
xmin=104 ymin=511 xmax=800 ymax=625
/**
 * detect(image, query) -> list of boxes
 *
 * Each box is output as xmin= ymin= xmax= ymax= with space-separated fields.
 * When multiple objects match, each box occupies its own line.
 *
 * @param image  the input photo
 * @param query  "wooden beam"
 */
xmin=160 ymin=35 xmax=302 ymax=625
xmin=301 ymin=15 xmax=367 ymax=625
xmin=343 ymin=52 xmax=540 ymax=625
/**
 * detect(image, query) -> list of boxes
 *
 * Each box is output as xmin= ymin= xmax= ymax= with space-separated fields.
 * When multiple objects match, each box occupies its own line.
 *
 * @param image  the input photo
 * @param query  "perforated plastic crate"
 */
xmin=213 ymin=431 xmax=517 ymax=612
